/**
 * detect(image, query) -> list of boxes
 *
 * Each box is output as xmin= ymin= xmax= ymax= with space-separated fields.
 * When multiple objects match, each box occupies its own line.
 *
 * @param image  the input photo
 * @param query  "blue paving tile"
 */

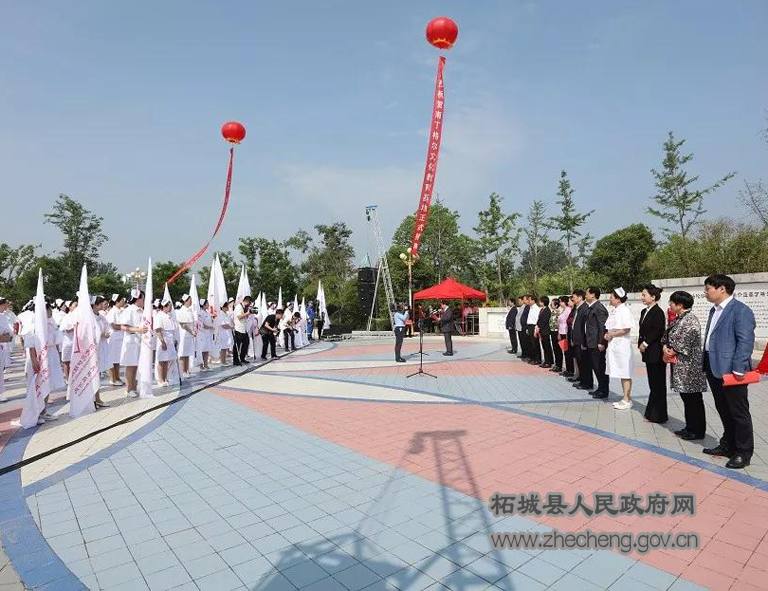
xmin=281 ymin=559 xmax=329 ymax=588
xmin=195 ymin=567 xmax=243 ymax=591
xmin=134 ymin=549 xmax=182 ymax=576
xmin=185 ymin=552 xmax=229 ymax=579
xmin=94 ymin=561 xmax=144 ymax=589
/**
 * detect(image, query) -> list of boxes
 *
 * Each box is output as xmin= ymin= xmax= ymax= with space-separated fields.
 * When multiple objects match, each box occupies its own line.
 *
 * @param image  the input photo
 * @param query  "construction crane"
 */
xmin=365 ymin=205 xmax=395 ymax=331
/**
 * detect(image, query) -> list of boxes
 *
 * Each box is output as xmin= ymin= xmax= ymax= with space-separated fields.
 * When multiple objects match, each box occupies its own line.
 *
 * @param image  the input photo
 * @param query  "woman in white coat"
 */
xmin=120 ymin=290 xmax=148 ymax=397
xmin=605 ymin=287 xmax=635 ymax=410
xmin=198 ymin=299 xmax=214 ymax=371
xmin=218 ymin=299 xmax=235 ymax=366
xmin=106 ymin=294 xmax=126 ymax=386
xmin=0 ymin=298 xmax=14 ymax=403
xmin=154 ymin=299 xmax=177 ymax=387
xmin=176 ymin=295 xmax=196 ymax=377
xmin=59 ymin=301 xmax=78 ymax=382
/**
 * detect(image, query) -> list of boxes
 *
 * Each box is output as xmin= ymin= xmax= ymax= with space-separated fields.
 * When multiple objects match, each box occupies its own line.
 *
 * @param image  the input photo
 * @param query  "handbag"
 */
xmin=722 ymin=371 xmax=761 ymax=387
xmin=558 ymin=338 xmax=569 ymax=352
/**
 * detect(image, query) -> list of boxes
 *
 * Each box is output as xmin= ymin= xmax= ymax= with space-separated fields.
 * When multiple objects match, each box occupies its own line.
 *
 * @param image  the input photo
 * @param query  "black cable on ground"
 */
xmin=0 ymin=349 xmax=300 ymax=477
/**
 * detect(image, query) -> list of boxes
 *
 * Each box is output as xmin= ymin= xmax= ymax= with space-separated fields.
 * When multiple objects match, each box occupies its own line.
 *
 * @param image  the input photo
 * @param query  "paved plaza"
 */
xmin=1 ymin=336 xmax=768 ymax=591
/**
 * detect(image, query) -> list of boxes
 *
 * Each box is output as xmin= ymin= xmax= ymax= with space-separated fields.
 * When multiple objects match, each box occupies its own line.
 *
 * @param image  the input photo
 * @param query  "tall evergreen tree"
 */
xmin=44 ymin=194 xmax=108 ymax=276
xmin=473 ymin=192 xmax=520 ymax=302
xmin=548 ymin=171 xmax=593 ymax=292
xmin=522 ymin=200 xmax=549 ymax=293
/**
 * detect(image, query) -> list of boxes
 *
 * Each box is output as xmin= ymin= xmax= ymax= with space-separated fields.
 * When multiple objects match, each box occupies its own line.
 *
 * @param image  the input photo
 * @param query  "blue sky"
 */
xmin=1 ymin=1 xmax=766 ymax=274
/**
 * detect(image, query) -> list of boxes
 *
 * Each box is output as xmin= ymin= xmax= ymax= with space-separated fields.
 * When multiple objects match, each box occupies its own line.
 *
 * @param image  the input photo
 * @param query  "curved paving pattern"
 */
xmin=1 ymin=336 xmax=767 ymax=590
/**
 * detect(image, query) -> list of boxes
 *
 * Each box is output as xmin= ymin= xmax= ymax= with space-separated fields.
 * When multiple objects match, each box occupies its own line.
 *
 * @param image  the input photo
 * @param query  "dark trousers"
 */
xmin=508 ymin=329 xmax=518 ymax=353
xmin=550 ymin=333 xmax=563 ymax=368
xmin=394 ymin=327 xmax=405 ymax=360
xmin=562 ymin=335 xmax=574 ymax=373
xmin=588 ymin=347 xmax=609 ymax=392
xmin=405 ymin=323 xmax=413 ymax=338
xmin=283 ymin=329 xmax=295 ymax=351
xmin=578 ymin=346 xmax=591 ymax=385
xmin=443 ymin=331 xmax=453 ymax=354
xmin=540 ymin=332 xmax=554 ymax=365
xmin=233 ymin=331 xmax=249 ymax=364
xmin=261 ymin=333 xmax=277 ymax=359
xmin=705 ymin=354 xmax=753 ymax=457
xmin=526 ymin=326 xmax=540 ymax=363
xmin=680 ymin=392 xmax=706 ymax=436
xmin=518 ymin=330 xmax=527 ymax=358
xmin=644 ymin=363 xmax=668 ymax=422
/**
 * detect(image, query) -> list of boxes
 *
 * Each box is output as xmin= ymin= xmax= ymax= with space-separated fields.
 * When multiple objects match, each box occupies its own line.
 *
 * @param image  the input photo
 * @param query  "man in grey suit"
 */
xmin=439 ymin=301 xmax=454 ymax=356
xmin=584 ymin=287 xmax=610 ymax=398
xmin=702 ymin=274 xmax=756 ymax=469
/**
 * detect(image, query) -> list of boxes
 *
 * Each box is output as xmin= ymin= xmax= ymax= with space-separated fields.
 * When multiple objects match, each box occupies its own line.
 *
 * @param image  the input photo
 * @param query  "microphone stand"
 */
xmin=407 ymin=320 xmax=436 ymax=379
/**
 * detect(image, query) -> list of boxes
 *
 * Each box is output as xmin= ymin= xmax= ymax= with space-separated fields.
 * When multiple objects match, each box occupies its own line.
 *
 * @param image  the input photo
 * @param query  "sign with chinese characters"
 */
xmin=410 ymin=56 xmax=446 ymax=257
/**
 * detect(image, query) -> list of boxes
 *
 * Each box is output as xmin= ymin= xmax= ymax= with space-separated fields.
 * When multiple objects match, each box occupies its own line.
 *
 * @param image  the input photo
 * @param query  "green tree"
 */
xmin=388 ymin=203 xmax=478 ymax=298
xmin=44 ymin=194 xmax=108 ymax=276
xmin=587 ymin=224 xmax=655 ymax=291
xmin=473 ymin=192 xmax=520 ymax=302
xmin=648 ymin=132 xmax=735 ymax=243
xmin=548 ymin=170 xmax=593 ymax=292
xmin=646 ymin=219 xmax=768 ymax=278
xmin=90 ymin=263 xmax=126 ymax=300
xmin=521 ymin=200 xmax=550 ymax=293
xmin=284 ymin=229 xmax=313 ymax=264
xmin=13 ymin=256 xmax=74 ymax=304
xmin=302 ymin=223 xmax=356 ymax=322
xmin=153 ymin=261 xmax=191 ymax=302
xmin=239 ymin=238 xmax=297 ymax=301
xmin=198 ymin=251 xmax=241 ymax=299
xmin=0 ymin=243 xmax=38 ymax=290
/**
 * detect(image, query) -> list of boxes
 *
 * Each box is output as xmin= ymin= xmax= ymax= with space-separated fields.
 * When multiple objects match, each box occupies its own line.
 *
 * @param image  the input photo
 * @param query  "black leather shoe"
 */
xmin=395 ymin=358 xmax=406 ymax=363
xmin=567 ymin=377 xmax=580 ymax=382
xmin=590 ymin=391 xmax=609 ymax=399
xmin=726 ymin=455 xmax=750 ymax=469
xmin=550 ymin=367 xmax=561 ymax=372
xmin=442 ymin=352 xmax=453 ymax=356
xmin=540 ymin=363 xmax=552 ymax=369
xmin=575 ymin=384 xmax=592 ymax=390
xmin=680 ymin=431 xmax=704 ymax=441
xmin=674 ymin=428 xmax=687 ymax=436
xmin=703 ymin=445 xmax=730 ymax=457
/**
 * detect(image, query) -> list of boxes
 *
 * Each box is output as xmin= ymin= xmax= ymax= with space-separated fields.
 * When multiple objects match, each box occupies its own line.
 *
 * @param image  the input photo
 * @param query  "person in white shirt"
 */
xmin=605 ymin=288 xmax=635 ymax=410
xmin=176 ymin=295 xmax=196 ymax=377
xmin=0 ymin=298 xmax=14 ymax=403
xmin=525 ymin=295 xmax=541 ymax=364
xmin=106 ymin=294 xmax=127 ymax=386
xmin=120 ymin=290 xmax=148 ymax=397
xmin=218 ymin=299 xmax=235 ymax=366
xmin=232 ymin=295 xmax=252 ymax=366
xmin=59 ymin=301 xmax=78 ymax=382
xmin=154 ymin=299 xmax=177 ymax=387
xmin=198 ymin=299 xmax=214 ymax=371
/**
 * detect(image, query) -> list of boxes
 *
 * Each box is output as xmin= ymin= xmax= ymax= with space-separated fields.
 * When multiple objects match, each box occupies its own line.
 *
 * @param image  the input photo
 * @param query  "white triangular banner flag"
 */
xmin=68 ymin=265 xmax=101 ymax=418
xmin=138 ymin=258 xmax=154 ymax=398
xmin=20 ymin=270 xmax=50 ymax=429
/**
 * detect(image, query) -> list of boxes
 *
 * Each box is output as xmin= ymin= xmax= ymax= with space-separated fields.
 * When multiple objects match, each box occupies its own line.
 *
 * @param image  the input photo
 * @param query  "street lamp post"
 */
xmin=399 ymin=247 xmax=416 ymax=313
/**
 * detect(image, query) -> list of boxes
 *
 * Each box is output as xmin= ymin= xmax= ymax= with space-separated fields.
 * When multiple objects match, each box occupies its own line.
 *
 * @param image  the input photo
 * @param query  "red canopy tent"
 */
xmin=413 ymin=277 xmax=487 ymax=301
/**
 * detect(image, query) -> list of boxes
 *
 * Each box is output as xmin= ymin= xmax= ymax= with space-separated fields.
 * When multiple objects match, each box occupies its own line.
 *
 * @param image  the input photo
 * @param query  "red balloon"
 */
xmin=426 ymin=17 xmax=458 ymax=50
xmin=221 ymin=121 xmax=246 ymax=144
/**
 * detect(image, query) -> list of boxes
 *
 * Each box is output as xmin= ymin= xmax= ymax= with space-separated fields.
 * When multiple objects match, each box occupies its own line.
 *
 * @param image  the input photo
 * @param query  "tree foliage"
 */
xmin=587 ymin=224 xmax=655 ymax=291
xmin=44 ymin=194 xmax=108 ymax=276
xmin=521 ymin=200 xmax=550 ymax=292
xmin=474 ymin=192 xmax=520 ymax=302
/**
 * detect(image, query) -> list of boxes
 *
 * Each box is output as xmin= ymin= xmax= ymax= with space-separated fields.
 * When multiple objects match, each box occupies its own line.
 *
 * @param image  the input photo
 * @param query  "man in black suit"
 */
xmin=518 ymin=296 xmax=531 ymax=360
xmin=638 ymin=284 xmax=668 ymax=423
xmin=439 ymin=301 xmax=454 ymax=356
xmin=505 ymin=298 xmax=518 ymax=354
xmin=536 ymin=296 xmax=553 ymax=368
xmin=570 ymin=290 xmax=590 ymax=388
xmin=584 ymin=287 xmax=610 ymax=398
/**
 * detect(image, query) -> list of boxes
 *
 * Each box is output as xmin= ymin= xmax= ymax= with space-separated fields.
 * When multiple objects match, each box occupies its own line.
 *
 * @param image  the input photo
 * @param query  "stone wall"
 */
xmin=479 ymin=272 xmax=768 ymax=358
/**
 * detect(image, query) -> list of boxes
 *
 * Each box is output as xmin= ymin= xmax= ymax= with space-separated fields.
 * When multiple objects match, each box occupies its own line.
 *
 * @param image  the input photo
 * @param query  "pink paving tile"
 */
xmin=212 ymin=386 xmax=768 ymax=590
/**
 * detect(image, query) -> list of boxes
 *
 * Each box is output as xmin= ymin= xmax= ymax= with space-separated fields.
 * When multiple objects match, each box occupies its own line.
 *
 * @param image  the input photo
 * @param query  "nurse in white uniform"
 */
xmin=176 ymin=295 xmax=196 ymax=377
xmin=605 ymin=287 xmax=635 ymax=410
xmin=0 ymin=297 xmax=14 ymax=403
xmin=218 ymin=299 xmax=234 ymax=365
xmin=59 ymin=301 xmax=78 ymax=382
xmin=154 ymin=298 xmax=177 ymax=387
xmin=120 ymin=290 xmax=148 ymax=397
xmin=198 ymin=299 xmax=214 ymax=371
xmin=106 ymin=294 xmax=126 ymax=385
xmin=92 ymin=295 xmax=111 ymax=408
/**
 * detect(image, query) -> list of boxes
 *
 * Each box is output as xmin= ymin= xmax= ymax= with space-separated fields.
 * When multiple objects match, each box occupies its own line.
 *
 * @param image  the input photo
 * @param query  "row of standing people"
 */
xmin=505 ymin=274 xmax=757 ymax=470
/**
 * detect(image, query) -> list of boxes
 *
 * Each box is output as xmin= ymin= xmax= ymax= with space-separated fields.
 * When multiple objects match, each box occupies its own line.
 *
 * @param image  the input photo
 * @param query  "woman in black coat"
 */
xmin=638 ymin=284 xmax=668 ymax=423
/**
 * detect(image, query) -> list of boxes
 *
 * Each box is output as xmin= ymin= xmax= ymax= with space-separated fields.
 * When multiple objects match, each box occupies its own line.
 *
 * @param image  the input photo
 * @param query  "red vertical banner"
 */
xmin=410 ymin=56 xmax=446 ymax=257
xmin=168 ymin=146 xmax=235 ymax=284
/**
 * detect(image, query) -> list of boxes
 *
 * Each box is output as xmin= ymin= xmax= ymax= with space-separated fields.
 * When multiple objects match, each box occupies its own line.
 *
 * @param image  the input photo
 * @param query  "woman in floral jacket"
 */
xmin=662 ymin=291 xmax=707 ymax=440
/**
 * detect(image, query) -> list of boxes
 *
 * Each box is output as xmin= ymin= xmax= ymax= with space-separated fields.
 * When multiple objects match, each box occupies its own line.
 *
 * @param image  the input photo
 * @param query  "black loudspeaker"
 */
xmin=357 ymin=267 xmax=376 ymax=315
xmin=358 ymin=267 xmax=376 ymax=283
